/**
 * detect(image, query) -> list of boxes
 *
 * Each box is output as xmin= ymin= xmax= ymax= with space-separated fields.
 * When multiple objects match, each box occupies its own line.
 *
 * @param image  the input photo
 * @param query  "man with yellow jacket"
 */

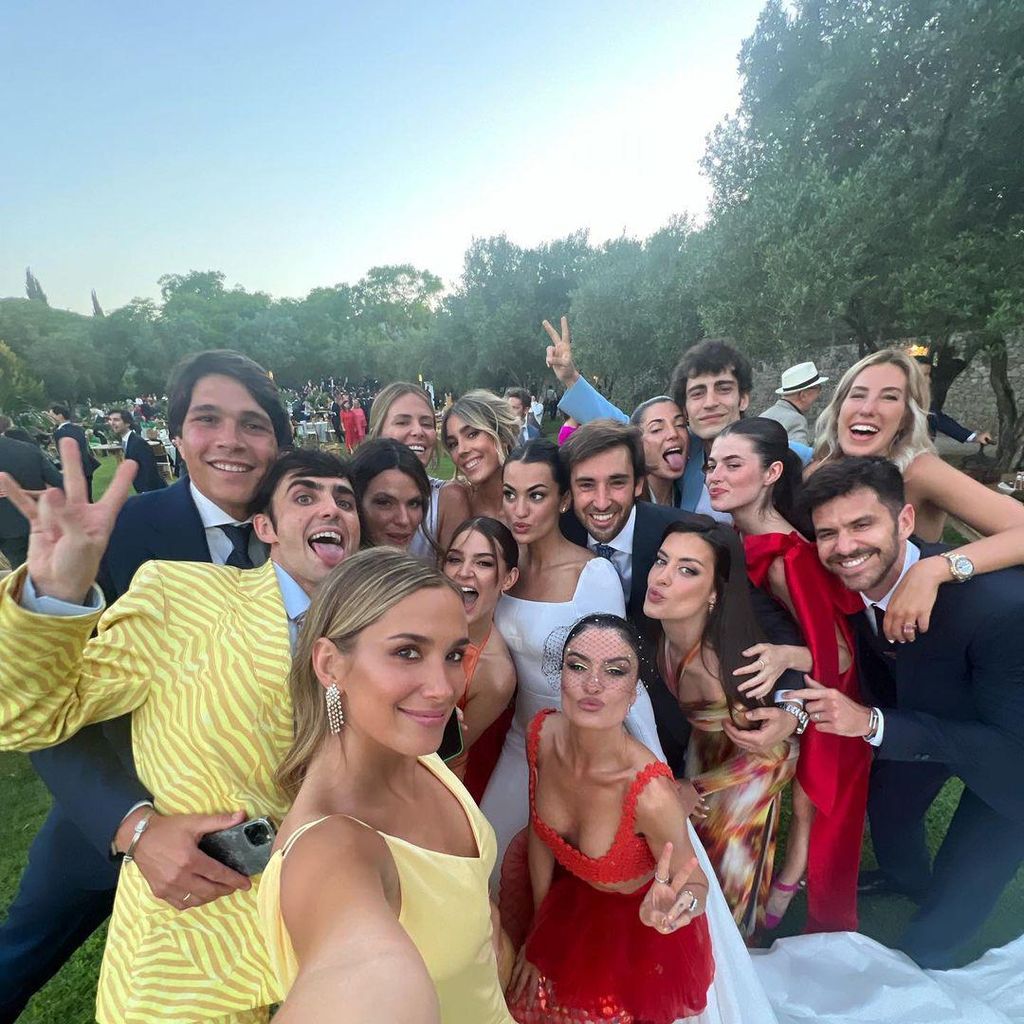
xmin=0 ymin=441 xmax=359 ymax=1024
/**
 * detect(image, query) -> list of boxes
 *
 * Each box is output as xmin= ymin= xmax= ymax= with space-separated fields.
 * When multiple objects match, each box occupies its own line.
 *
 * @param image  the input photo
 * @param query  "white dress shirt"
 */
xmin=857 ymin=540 xmax=922 ymax=746
xmin=189 ymin=482 xmax=268 ymax=567
xmin=586 ymin=505 xmax=636 ymax=604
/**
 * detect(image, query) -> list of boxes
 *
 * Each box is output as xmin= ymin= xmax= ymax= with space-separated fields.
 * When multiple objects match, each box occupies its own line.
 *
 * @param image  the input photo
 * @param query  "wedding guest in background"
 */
xmin=107 ymin=408 xmax=166 ymax=493
xmin=504 ymin=387 xmax=540 ymax=445
xmin=48 ymin=404 xmax=100 ymax=501
xmin=0 ymin=433 xmax=62 ymax=569
xmin=758 ymin=361 xmax=828 ymax=446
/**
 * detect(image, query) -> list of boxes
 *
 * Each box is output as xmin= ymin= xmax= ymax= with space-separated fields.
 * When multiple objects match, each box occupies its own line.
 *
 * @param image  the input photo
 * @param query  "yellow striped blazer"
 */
xmin=0 ymin=560 xmax=294 ymax=1023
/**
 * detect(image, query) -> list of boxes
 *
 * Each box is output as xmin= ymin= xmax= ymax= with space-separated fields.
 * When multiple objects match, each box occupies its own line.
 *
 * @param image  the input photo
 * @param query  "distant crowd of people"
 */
xmin=0 ymin=329 xmax=1021 ymax=1024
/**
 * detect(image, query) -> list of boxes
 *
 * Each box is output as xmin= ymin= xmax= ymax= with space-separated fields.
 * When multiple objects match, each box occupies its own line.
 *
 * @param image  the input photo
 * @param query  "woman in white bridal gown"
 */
xmin=479 ymin=439 xmax=666 ymax=882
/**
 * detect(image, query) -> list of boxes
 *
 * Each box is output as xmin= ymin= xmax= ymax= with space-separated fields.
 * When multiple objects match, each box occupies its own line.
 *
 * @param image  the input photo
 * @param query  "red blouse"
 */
xmin=527 ymin=709 xmax=672 ymax=887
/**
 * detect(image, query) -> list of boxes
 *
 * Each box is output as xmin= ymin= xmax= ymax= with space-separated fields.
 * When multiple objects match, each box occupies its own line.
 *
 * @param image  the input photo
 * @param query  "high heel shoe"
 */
xmin=764 ymin=877 xmax=802 ymax=930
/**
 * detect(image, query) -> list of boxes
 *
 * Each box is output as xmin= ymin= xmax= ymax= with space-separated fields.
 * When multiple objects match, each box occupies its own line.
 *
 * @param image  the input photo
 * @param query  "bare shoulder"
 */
xmin=439 ymin=478 xmax=471 ymax=508
xmin=279 ymin=816 xmax=395 ymax=936
xmin=903 ymin=450 xmax=945 ymax=484
xmin=633 ymin=769 xmax=681 ymax=823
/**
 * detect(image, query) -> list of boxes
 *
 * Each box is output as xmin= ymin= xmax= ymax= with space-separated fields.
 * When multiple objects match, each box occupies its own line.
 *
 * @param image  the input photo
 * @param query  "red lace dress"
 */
xmin=743 ymin=532 xmax=872 ymax=933
xmin=508 ymin=710 xmax=715 ymax=1024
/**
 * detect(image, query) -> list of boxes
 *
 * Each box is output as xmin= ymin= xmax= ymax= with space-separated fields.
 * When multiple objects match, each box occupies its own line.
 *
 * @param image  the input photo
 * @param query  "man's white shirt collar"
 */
xmin=190 ymin=481 xmax=250 ymax=529
xmin=587 ymin=505 xmax=636 ymax=555
xmin=860 ymin=541 xmax=921 ymax=614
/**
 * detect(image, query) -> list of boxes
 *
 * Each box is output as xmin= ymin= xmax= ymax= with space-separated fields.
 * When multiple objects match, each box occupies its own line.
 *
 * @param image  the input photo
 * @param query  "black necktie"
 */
xmin=219 ymin=524 xmax=255 ymax=570
xmin=872 ymin=605 xmax=886 ymax=637
xmin=595 ymin=543 xmax=616 ymax=561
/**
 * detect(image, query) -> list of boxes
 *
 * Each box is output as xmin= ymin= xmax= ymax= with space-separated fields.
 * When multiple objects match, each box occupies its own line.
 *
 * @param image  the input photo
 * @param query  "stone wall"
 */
xmin=748 ymin=333 xmax=1024 ymax=440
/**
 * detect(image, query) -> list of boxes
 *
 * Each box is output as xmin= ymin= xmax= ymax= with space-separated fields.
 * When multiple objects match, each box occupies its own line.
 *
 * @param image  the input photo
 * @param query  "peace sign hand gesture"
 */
xmin=639 ymin=843 xmax=704 ymax=933
xmin=0 ymin=437 xmax=137 ymax=604
xmin=542 ymin=316 xmax=581 ymax=388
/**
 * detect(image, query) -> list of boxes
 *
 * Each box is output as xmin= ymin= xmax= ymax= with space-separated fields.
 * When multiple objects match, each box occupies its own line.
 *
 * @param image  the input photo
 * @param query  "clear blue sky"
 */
xmin=1 ymin=0 xmax=766 ymax=313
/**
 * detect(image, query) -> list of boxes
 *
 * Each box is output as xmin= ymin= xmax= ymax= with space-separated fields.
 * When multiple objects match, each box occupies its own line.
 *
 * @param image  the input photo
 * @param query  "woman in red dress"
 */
xmin=705 ymin=418 xmax=870 ymax=933
xmin=507 ymin=614 xmax=715 ymax=1024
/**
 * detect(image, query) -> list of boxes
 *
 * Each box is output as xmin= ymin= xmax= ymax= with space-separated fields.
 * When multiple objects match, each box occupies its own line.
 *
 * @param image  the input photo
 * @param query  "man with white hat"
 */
xmin=759 ymin=361 xmax=828 ymax=445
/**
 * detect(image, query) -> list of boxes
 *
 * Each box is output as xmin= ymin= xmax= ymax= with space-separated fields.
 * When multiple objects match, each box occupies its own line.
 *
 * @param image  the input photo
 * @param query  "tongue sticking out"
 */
xmin=312 ymin=541 xmax=346 ymax=568
xmin=664 ymin=451 xmax=685 ymax=472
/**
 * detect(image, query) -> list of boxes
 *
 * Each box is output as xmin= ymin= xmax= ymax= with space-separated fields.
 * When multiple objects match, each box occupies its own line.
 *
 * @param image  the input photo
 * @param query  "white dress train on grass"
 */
xmin=682 ymin=820 xmax=1023 ymax=1024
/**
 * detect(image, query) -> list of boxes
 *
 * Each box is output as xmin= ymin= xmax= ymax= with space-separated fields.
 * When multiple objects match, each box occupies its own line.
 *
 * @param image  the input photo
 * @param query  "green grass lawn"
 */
xmin=3 ymin=452 xmax=1022 ymax=1021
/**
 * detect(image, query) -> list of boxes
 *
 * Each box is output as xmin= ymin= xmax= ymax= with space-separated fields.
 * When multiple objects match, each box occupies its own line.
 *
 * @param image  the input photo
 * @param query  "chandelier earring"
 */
xmin=325 ymin=683 xmax=345 ymax=734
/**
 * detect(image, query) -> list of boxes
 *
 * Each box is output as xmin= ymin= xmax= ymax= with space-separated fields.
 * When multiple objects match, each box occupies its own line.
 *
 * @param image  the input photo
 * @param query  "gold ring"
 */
xmin=182 ymin=892 xmax=193 ymax=904
xmin=654 ymin=873 xmax=670 ymax=885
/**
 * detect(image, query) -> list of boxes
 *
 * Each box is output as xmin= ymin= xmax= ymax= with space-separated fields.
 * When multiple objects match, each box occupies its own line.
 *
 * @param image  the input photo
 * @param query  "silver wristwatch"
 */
xmin=778 ymin=700 xmax=809 ymax=736
xmin=944 ymin=551 xmax=975 ymax=583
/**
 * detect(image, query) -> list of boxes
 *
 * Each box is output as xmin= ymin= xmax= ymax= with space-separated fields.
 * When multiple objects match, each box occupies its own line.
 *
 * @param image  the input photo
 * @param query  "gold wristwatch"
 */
xmin=943 ymin=551 xmax=975 ymax=583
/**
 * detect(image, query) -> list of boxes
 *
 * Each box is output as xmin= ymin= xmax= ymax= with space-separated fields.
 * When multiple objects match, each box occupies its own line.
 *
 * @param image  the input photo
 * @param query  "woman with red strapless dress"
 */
xmin=706 ymin=418 xmax=871 ymax=934
xmin=441 ymin=516 xmax=519 ymax=794
xmin=506 ymin=615 xmax=715 ymax=1024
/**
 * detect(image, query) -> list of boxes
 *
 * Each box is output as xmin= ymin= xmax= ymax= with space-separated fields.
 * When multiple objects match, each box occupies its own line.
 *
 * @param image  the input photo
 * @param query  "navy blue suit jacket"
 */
xmin=30 ymin=481 xmax=211 ymax=859
xmin=928 ymin=408 xmax=974 ymax=444
xmin=851 ymin=542 xmax=1024 ymax=823
xmin=54 ymin=421 xmax=99 ymax=478
xmin=124 ymin=432 xmax=166 ymax=493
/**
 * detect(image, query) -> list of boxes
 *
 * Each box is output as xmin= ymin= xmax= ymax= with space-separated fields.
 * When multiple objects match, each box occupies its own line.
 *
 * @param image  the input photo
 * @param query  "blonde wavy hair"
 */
xmin=276 ymin=547 xmax=457 ymax=798
xmin=368 ymin=383 xmax=437 ymax=466
xmin=440 ymin=389 xmax=521 ymax=478
xmin=813 ymin=348 xmax=935 ymax=472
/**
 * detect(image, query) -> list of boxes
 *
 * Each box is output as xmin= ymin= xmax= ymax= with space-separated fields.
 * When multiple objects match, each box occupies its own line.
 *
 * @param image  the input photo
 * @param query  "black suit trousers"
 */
xmin=869 ymin=760 xmax=1024 ymax=968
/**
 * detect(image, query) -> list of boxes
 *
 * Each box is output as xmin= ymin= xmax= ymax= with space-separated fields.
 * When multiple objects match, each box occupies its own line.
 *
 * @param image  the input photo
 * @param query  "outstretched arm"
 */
xmin=884 ymin=454 xmax=1024 ymax=641
xmin=0 ymin=439 xmax=156 ymax=749
xmin=277 ymin=817 xmax=440 ymax=1024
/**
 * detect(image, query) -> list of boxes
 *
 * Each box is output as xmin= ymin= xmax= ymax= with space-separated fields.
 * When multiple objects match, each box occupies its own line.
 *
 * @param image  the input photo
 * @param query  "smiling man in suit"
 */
xmin=107 ymin=409 xmax=166 ymax=493
xmin=0 ymin=350 xmax=293 ymax=1023
xmin=792 ymin=456 xmax=1024 ymax=968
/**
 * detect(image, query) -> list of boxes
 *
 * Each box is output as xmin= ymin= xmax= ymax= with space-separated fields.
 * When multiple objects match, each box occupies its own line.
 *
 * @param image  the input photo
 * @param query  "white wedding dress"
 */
xmin=480 ymin=556 xmax=666 ymax=886
xmin=681 ymin=820 xmax=1024 ymax=1023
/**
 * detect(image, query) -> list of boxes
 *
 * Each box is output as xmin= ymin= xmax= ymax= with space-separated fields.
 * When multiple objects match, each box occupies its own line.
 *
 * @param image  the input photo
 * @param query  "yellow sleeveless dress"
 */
xmin=258 ymin=754 xmax=512 ymax=1023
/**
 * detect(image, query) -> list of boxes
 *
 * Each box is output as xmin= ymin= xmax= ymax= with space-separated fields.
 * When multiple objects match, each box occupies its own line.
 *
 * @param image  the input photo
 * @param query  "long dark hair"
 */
xmin=657 ymin=519 xmax=767 ymax=714
xmin=348 ymin=439 xmax=432 ymax=548
xmin=714 ymin=418 xmax=808 ymax=533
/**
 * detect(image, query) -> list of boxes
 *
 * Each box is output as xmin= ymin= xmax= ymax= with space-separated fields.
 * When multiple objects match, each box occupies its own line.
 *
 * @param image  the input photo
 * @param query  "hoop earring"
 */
xmin=325 ymin=683 xmax=344 ymax=734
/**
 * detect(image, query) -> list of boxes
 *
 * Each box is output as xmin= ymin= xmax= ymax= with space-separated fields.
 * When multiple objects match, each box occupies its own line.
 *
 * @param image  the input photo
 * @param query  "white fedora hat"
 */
xmin=776 ymin=361 xmax=828 ymax=395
